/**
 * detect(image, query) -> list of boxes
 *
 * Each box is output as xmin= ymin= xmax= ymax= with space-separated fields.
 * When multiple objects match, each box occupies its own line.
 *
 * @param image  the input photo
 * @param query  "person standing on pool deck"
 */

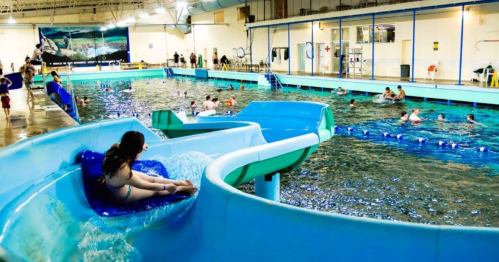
xmin=0 ymin=61 xmax=3 ymax=76
xmin=409 ymin=108 xmax=421 ymax=122
xmin=173 ymin=52 xmax=179 ymax=68
xmin=213 ymin=52 xmax=219 ymax=70
xmin=22 ymin=57 xmax=36 ymax=103
xmin=180 ymin=54 xmax=186 ymax=68
xmin=1 ymin=77 xmax=13 ymax=119
xmin=102 ymin=131 xmax=197 ymax=204
xmin=190 ymin=53 xmax=197 ymax=69
xmin=394 ymin=85 xmax=406 ymax=101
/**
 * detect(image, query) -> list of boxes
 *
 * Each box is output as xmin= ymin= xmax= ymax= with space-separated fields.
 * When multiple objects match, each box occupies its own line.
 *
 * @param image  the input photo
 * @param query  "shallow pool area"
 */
xmin=71 ymin=75 xmax=499 ymax=227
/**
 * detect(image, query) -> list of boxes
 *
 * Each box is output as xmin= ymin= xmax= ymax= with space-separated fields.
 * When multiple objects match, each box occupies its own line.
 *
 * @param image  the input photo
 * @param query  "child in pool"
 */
xmin=337 ymin=87 xmax=348 ymax=95
xmin=400 ymin=111 xmax=409 ymax=121
xmin=102 ymin=131 xmax=197 ymax=203
xmin=190 ymin=100 xmax=197 ymax=115
xmin=350 ymin=99 xmax=357 ymax=107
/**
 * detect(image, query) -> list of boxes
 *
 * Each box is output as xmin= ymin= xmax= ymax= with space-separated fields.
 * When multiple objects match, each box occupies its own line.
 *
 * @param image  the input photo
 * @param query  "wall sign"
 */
xmin=433 ymin=42 xmax=439 ymax=51
xmin=39 ymin=26 xmax=130 ymax=67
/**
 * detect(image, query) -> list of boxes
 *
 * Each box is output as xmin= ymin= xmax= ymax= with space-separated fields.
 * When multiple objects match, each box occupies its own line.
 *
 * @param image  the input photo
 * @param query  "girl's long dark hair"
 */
xmin=102 ymin=131 xmax=145 ymax=179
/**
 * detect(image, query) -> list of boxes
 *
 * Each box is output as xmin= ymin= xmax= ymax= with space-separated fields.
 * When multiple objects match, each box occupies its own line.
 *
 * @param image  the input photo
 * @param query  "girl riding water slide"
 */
xmin=102 ymin=131 xmax=197 ymax=203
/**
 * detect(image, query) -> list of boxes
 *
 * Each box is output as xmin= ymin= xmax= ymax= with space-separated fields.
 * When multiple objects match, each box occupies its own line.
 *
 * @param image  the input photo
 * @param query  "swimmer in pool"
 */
xmin=217 ymin=86 xmax=223 ymax=92
xmin=394 ymin=85 xmax=406 ymax=101
xmin=400 ymin=111 xmax=409 ymax=121
xmin=202 ymin=95 xmax=214 ymax=110
xmin=240 ymin=85 xmax=244 ymax=90
xmin=184 ymin=90 xmax=188 ymax=97
xmin=190 ymin=100 xmax=197 ymax=115
xmin=102 ymin=131 xmax=196 ymax=203
xmin=330 ymin=89 xmax=335 ymax=95
xmin=228 ymin=85 xmax=234 ymax=91
xmin=176 ymin=89 xmax=181 ymax=96
xmin=212 ymin=98 xmax=220 ymax=109
xmin=350 ymin=99 xmax=357 ymax=107
xmin=409 ymin=108 xmax=421 ymax=122
xmin=467 ymin=114 xmax=476 ymax=124
xmin=337 ymin=87 xmax=348 ymax=95
xmin=104 ymin=87 xmax=113 ymax=92
xmin=383 ymin=87 xmax=396 ymax=101
xmin=438 ymin=114 xmax=445 ymax=121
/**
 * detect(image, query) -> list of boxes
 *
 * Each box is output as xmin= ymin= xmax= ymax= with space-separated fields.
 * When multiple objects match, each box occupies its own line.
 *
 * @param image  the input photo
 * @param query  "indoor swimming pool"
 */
xmin=72 ymin=75 xmax=499 ymax=227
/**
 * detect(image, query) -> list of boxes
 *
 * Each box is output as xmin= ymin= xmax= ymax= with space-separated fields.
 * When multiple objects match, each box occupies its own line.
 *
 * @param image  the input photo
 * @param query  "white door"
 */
xmin=402 ymin=40 xmax=412 ymax=65
xmin=317 ymin=43 xmax=325 ymax=73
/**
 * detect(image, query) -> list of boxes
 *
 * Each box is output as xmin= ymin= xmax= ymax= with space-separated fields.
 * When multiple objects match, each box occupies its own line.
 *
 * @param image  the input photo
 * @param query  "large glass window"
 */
xmin=357 ymin=24 xmax=395 ymax=44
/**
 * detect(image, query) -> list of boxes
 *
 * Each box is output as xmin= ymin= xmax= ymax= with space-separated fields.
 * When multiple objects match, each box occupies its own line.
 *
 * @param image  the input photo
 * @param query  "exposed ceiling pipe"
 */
xmin=176 ymin=0 xmax=258 ymax=34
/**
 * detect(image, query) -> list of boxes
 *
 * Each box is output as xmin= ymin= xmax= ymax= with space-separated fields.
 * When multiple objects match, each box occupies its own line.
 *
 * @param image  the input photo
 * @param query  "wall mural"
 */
xmin=39 ymin=27 xmax=129 ymax=67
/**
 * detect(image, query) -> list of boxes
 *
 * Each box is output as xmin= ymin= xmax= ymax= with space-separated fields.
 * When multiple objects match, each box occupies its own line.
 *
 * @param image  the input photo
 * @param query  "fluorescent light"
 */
xmin=139 ymin=12 xmax=149 ymax=18
xmin=126 ymin=16 xmax=136 ymax=23
xmin=117 ymin=21 xmax=126 ymax=27
xmin=100 ymin=26 xmax=107 ymax=31
xmin=7 ymin=16 xmax=16 ymax=24
xmin=177 ymin=2 xmax=187 ymax=9
xmin=107 ymin=23 xmax=115 ymax=29
xmin=155 ymin=6 xmax=166 ymax=13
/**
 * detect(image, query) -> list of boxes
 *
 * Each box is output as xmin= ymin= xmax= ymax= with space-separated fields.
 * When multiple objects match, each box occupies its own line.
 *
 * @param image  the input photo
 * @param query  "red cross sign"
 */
xmin=325 ymin=46 xmax=331 ymax=52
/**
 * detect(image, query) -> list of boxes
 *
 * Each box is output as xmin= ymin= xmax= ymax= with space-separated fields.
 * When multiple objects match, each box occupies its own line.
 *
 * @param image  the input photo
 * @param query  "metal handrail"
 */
xmin=268 ymin=67 xmax=284 ymax=89
xmin=65 ymin=75 xmax=80 ymax=123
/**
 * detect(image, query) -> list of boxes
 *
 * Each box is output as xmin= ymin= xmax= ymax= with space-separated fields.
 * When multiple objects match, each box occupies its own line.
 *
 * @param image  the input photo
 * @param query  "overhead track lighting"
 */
xmin=139 ymin=12 xmax=149 ymax=19
xmin=7 ymin=16 xmax=16 ymax=24
xmin=100 ymin=26 xmax=107 ymax=31
xmin=126 ymin=16 xmax=136 ymax=23
xmin=107 ymin=23 xmax=115 ymax=29
xmin=155 ymin=6 xmax=166 ymax=13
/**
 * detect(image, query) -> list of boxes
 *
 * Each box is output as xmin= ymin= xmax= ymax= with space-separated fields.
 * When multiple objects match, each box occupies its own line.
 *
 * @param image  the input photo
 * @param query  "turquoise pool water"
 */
xmin=73 ymin=76 xmax=499 ymax=227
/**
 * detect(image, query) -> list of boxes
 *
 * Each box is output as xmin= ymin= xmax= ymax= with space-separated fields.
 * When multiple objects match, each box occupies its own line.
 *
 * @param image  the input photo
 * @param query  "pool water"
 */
xmin=73 ymin=76 xmax=499 ymax=227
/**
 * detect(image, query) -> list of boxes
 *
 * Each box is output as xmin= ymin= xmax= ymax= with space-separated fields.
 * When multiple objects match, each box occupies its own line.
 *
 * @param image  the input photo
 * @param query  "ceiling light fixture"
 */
xmin=139 ymin=12 xmax=149 ymax=18
xmin=107 ymin=23 xmax=115 ymax=29
xmin=100 ymin=26 xmax=107 ymax=31
xmin=177 ymin=2 xmax=187 ymax=9
xmin=7 ymin=16 xmax=16 ymax=24
xmin=155 ymin=6 xmax=166 ymax=13
xmin=117 ymin=21 xmax=126 ymax=27
xmin=126 ymin=16 xmax=136 ymax=23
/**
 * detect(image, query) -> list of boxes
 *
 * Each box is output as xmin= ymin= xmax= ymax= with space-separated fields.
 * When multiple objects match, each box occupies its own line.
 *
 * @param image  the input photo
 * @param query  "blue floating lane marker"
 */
xmin=383 ymin=132 xmax=390 ymax=138
xmin=363 ymin=130 xmax=369 ymax=135
xmin=396 ymin=134 xmax=403 ymax=140
xmin=477 ymin=147 xmax=488 ymax=152
xmin=450 ymin=143 xmax=459 ymax=149
xmin=417 ymin=138 xmax=426 ymax=143
xmin=437 ymin=141 xmax=447 ymax=147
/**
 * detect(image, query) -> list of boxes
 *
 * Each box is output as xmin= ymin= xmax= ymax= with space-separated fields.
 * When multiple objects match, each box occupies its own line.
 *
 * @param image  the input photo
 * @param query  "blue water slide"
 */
xmin=0 ymin=102 xmax=498 ymax=261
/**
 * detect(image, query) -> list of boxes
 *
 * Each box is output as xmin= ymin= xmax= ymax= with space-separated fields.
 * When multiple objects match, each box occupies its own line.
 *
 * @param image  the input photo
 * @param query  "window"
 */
xmin=357 ymin=24 xmax=395 ymax=44
xmin=214 ymin=10 xmax=225 ymax=24
xmin=237 ymin=6 xmax=250 ymax=21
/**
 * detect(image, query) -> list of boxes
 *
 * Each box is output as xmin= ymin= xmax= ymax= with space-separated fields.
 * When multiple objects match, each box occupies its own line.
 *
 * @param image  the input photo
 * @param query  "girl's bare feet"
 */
xmin=177 ymin=186 xmax=198 ymax=195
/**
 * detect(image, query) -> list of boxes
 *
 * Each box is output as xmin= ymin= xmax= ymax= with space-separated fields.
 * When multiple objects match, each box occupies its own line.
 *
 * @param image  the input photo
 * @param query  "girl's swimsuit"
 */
xmin=105 ymin=181 xmax=132 ymax=202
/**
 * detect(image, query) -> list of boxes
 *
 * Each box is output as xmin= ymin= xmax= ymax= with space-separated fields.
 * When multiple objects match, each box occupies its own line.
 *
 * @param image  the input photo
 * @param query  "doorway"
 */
xmin=331 ymin=28 xmax=349 ymax=74
xmin=401 ymin=40 xmax=412 ymax=65
xmin=298 ymin=44 xmax=306 ymax=72
xmin=317 ymin=43 xmax=326 ymax=73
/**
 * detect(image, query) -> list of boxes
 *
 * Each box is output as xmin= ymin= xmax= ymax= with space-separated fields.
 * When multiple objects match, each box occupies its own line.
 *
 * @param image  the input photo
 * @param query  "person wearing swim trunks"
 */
xmin=383 ymin=87 xmax=396 ymax=101
xmin=213 ymin=52 xmax=219 ymax=70
xmin=102 ymin=131 xmax=197 ymax=203
xmin=190 ymin=53 xmax=196 ymax=69
xmin=394 ymin=85 xmax=406 ymax=101
xmin=1 ymin=77 xmax=13 ymax=119
xmin=409 ymin=108 xmax=421 ymax=122
xmin=23 ymin=57 xmax=36 ymax=103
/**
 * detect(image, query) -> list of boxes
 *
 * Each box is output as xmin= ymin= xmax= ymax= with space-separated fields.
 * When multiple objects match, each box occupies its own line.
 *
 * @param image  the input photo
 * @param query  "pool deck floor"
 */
xmin=0 ymin=87 xmax=78 ymax=148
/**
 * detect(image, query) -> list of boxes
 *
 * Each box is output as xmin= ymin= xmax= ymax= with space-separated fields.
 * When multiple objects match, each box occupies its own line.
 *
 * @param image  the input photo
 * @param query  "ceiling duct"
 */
xmin=176 ymin=0 xmax=257 ymax=34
